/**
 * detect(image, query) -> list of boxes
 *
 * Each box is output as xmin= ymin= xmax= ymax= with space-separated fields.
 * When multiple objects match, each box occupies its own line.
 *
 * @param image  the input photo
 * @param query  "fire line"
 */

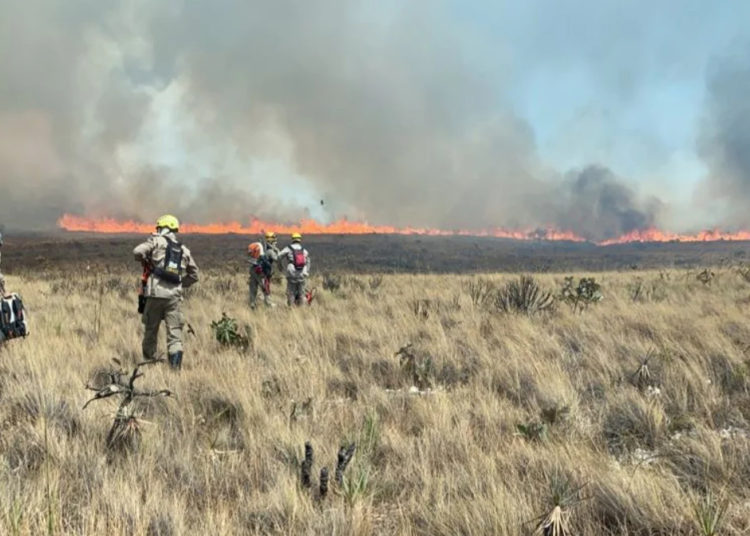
xmin=57 ymin=214 xmax=750 ymax=245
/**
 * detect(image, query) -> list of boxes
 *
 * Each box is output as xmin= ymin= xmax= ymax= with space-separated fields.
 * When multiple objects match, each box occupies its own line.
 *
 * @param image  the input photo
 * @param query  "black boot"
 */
xmin=168 ymin=351 xmax=183 ymax=370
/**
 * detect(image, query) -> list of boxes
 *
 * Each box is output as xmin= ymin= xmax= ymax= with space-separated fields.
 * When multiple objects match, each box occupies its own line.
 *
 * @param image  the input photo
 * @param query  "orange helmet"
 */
xmin=247 ymin=242 xmax=264 ymax=259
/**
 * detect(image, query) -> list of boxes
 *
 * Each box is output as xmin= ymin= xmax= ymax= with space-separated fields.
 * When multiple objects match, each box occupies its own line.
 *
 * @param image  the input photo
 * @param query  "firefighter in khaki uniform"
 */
xmin=133 ymin=215 xmax=199 ymax=369
xmin=277 ymin=233 xmax=310 ymax=306
xmin=247 ymin=231 xmax=281 ymax=309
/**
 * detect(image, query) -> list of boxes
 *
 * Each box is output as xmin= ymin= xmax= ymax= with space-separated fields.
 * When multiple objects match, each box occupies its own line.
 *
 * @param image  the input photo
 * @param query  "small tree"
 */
xmin=559 ymin=277 xmax=602 ymax=312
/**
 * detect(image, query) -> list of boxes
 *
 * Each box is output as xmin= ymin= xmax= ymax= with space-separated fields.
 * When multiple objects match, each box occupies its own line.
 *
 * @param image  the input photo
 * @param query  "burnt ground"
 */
xmin=1 ymin=231 xmax=749 ymax=274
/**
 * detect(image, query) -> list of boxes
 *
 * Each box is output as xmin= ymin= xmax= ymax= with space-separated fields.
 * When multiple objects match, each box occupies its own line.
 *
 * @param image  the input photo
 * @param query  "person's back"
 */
xmin=278 ymin=233 xmax=310 ymax=305
xmin=133 ymin=215 xmax=199 ymax=369
xmin=135 ymin=231 xmax=199 ymax=298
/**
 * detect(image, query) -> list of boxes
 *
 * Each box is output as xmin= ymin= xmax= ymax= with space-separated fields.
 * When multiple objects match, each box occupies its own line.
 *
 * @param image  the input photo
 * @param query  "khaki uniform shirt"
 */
xmin=133 ymin=232 xmax=199 ymax=299
xmin=278 ymin=244 xmax=310 ymax=282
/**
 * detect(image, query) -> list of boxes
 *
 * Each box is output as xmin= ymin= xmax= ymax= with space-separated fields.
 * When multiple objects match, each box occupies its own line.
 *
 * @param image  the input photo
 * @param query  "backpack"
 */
xmin=291 ymin=246 xmax=306 ymax=270
xmin=152 ymin=236 xmax=183 ymax=284
xmin=248 ymin=242 xmax=264 ymax=259
xmin=259 ymin=255 xmax=273 ymax=277
xmin=0 ymin=293 xmax=28 ymax=341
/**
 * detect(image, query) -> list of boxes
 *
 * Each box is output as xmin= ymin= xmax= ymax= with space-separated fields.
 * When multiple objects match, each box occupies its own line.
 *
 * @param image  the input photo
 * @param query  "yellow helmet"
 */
xmin=264 ymin=231 xmax=277 ymax=243
xmin=291 ymin=232 xmax=302 ymax=242
xmin=156 ymin=214 xmax=180 ymax=232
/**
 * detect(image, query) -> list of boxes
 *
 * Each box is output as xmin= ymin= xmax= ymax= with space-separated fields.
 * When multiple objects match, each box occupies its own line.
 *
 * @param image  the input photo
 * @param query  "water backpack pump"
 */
xmin=291 ymin=246 xmax=306 ymax=270
xmin=248 ymin=242 xmax=264 ymax=259
xmin=152 ymin=236 xmax=183 ymax=284
xmin=0 ymin=293 xmax=28 ymax=342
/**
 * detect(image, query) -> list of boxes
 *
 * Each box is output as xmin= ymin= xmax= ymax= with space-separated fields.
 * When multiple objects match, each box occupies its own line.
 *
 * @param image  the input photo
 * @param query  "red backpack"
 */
xmin=291 ymin=247 xmax=306 ymax=270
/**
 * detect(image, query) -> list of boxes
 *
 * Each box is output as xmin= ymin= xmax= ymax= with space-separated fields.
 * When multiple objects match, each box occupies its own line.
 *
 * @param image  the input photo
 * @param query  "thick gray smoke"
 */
xmin=553 ymin=166 xmax=661 ymax=242
xmin=698 ymin=55 xmax=750 ymax=227
xmin=0 ymin=0 xmax=658 ymax=238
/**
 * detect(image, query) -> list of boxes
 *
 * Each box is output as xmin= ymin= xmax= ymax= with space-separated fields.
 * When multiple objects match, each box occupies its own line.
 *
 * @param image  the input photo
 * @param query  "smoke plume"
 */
xmin=0 ymin=1 xmax=659 ymax=237
xmin=697 ymin=55 xmax=750 ymax=227
xmin=553 ymin=166 xmax=661 ymax=242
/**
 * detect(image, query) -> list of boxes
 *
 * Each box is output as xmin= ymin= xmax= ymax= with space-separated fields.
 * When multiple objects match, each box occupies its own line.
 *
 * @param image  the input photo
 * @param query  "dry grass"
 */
xmin=2 ymin=267 xmax=750 ymax=534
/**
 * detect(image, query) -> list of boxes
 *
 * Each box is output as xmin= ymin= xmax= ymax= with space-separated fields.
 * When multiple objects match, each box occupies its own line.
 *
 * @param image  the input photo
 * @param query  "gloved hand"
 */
xmin=254 ymin=265 xmax=263 ymax=275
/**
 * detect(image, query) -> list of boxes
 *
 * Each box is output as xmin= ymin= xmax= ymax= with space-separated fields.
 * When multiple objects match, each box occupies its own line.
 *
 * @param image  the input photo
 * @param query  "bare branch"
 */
xmin=131 ymin=389 xmax=173 ymax=399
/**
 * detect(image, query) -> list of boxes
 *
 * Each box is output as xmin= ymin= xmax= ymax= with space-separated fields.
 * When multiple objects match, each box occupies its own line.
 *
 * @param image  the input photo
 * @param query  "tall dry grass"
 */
xmin=2 ymin=267 xmax=750 ymax=534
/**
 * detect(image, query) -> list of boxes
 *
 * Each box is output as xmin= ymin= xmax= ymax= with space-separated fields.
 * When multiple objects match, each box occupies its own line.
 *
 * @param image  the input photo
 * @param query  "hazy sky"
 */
xmin=1 ymin=1 xmax=749 ymax=238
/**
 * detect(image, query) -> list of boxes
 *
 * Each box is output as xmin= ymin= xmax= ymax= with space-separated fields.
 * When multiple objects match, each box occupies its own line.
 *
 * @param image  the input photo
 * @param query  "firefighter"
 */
xmin=247 ymin=231 xmax=280 ymax=309
xmin=133 ymin=215 xmax=199 ymax=369
xmin=0 ymin=232 xmax=5 ymax=297
xmin=278 ymin=232 xmax=310 ymax=306
xmin=248 ymin=241 xmax=272 ymax=309
xmin=263 ymin=231 xmax=280 ymax=270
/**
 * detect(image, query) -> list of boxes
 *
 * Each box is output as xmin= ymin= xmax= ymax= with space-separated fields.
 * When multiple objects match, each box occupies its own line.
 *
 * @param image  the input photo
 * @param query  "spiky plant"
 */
xmin=465 ymin=278 xmax=496 ymax=307
xmin=631 ymin=351 xmax=657 ymax=390
xmin=697 ymin=269 xmax=715 ymax=286
xmin=322 ymin=274 xmax=342 ymax=292
xmin=341 ymin=464 xmax=371 ymax=506
xmin=692 ymin=491 xmax=729 ymax=536
xmin=368 ymin=275 xmax=384 ymax=291
xmin=496 ymin=276 xmax=555 ymax=315
xmin=533 ymin=474 xmax=585 ymax=536
xmin=737 ymin=265 xmax=750 ymax=284
xmin=629 ymin=276 xmax=646 ymax=302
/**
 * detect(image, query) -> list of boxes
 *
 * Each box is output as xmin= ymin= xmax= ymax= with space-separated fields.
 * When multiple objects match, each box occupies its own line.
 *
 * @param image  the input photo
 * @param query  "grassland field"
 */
xmin=2 ymin=237 xmax=750 ymax=534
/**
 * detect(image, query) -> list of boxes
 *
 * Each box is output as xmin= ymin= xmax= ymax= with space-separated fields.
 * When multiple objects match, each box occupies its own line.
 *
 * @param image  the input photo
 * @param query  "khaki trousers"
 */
xmin=286 ymin=278 xmax=306 ymax=306
xmin=249 ymin=270 xmax=271 ymax=308
xmin=142 ymin=297 xmax=183 ymax=359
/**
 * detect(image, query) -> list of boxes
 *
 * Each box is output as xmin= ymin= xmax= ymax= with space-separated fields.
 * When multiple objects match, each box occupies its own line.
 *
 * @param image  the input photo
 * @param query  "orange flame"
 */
xmin=57 ymin=214 xmax=750 ymax=245
xmin=598 ymin=228 xmax=750 ymax=246
xmin=57 ymin=213 xmax=586 ymax=241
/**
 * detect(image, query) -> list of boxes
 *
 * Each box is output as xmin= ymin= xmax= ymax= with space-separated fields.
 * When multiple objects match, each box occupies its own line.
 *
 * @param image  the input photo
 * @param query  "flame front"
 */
xmin=57 ymin=214 xmax=750 ymax=245
xmin=598 ymin=228 xmax=750 ymax=245
xmin=57 ymin=214 xmax=586 ymax=241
